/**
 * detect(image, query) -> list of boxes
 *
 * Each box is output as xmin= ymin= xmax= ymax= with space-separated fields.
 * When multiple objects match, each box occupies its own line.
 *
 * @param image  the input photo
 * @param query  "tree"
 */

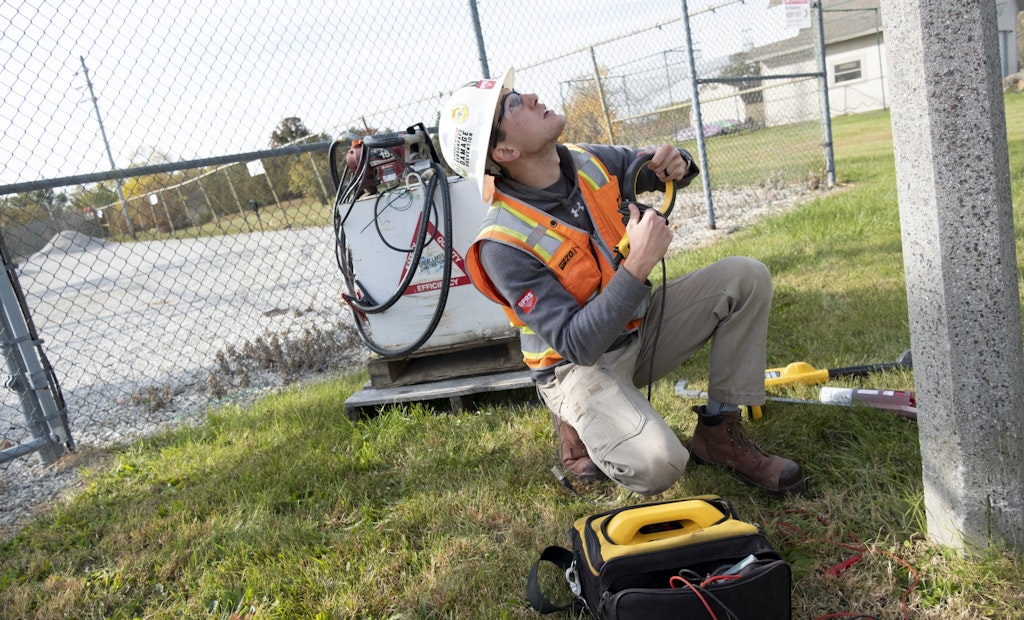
xmin=71 ymin=182 xmax=118 ymax=212
xmin=0 ymin=189 xmax=69 ymax=226
xmin=270 ymin=117 xmax=312 ymax=147
xmin=113 ymin=147 xmax=190 ymax=233
xmin=287 ymin=151 xmax=333 ymax=205
xmin=268 ymin=118 xmax=332 ymax=204
xmin=562 ymin=71 xmax=620 ymax=144
xmin=70 ymin=182 xmax=119 ymax=228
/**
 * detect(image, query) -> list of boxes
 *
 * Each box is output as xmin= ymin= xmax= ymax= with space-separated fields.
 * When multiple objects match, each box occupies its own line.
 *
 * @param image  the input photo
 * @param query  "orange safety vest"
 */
xmin=465 ymin=145 xmax=644 ymax=370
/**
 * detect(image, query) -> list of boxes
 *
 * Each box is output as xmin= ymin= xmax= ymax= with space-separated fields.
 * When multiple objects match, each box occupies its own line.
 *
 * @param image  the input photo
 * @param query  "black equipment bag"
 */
xmin=527 ymin=495 xmax=791 ymax=619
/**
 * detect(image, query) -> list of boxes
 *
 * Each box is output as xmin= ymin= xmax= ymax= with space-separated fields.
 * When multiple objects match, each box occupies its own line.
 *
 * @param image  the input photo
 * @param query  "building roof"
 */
xmin=754 ymin=0 xmax=883 ymax=63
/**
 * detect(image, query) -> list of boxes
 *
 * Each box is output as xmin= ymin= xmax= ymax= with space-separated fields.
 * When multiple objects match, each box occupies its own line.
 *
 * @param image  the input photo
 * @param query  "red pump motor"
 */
xmin=345 ymin=139 xmax=407 ymax=196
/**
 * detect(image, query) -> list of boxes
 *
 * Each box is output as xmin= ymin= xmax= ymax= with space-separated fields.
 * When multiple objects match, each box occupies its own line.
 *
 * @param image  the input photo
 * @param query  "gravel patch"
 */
xmin=0 ymin=180 xmax=816 ymax=541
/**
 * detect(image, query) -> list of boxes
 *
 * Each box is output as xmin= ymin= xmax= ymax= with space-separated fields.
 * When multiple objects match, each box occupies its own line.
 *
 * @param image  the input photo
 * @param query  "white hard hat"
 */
xmin=438 ymin=67 xmax=514 ymax=202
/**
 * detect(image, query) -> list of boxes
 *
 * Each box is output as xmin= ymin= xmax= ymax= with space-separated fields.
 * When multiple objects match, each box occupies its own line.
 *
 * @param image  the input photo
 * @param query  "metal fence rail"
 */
xmin=0 ymin=0 xmax=855 ymax=477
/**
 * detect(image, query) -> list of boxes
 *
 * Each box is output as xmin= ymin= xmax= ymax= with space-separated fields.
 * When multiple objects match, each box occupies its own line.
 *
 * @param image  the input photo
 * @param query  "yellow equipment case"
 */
xmin=527 ymin=495 xmax=791 ymax=619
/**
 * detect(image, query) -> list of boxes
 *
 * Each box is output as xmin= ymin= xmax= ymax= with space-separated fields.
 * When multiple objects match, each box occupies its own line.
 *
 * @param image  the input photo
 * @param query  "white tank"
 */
xmin=339 ymin=175 xmax=516 ymax=352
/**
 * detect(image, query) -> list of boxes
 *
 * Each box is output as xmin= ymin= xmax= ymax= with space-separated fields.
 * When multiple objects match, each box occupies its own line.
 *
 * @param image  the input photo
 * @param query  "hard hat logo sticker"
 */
xmin=451 ymin=104 xmax=469 ymax=124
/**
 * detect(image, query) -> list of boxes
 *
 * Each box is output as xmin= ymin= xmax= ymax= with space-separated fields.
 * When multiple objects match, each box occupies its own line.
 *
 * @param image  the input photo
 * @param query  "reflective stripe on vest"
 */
xmin=476 ymin=206 xmax=566 ymax=263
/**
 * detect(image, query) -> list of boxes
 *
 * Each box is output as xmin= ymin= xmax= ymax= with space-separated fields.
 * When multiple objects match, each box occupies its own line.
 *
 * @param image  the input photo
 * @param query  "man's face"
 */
xmin=491 ymin=88 xmax=565 ymax=155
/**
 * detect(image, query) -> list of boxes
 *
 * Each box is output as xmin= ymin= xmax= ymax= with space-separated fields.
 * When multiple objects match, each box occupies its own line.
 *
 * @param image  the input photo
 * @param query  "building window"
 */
xmin=834 ymin=60 xmax=862 ymax=84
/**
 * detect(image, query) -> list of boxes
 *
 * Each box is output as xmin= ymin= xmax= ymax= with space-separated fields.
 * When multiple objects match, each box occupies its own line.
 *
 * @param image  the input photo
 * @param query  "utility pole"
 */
xmin=80 ymin=56 xmax=136 ymax=240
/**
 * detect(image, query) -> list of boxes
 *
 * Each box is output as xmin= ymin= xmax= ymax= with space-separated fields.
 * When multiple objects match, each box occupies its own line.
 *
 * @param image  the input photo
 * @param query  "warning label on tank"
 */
xmin=398 ymin=218 xmax=472 ymax=295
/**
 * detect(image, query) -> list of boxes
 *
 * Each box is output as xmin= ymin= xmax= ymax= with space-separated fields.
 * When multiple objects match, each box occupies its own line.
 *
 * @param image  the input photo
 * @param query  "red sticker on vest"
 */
xmin=516 ymin=289 xmax=537 ymax=314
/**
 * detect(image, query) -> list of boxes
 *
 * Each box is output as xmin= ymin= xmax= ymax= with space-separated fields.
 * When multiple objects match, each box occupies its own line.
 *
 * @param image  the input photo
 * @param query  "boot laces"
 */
xmin=726 ymin=416 xmax=768 ymax=460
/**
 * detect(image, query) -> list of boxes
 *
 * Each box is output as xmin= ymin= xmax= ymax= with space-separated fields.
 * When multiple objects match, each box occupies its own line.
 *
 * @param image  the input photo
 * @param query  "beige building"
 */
xmin=745 ymin=0 xmax=1023 ymax=125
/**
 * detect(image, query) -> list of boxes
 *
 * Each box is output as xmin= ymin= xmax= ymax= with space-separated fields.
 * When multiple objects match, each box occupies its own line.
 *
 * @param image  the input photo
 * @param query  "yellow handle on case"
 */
xmin=604 ymin=499 xmax=726 ymax=545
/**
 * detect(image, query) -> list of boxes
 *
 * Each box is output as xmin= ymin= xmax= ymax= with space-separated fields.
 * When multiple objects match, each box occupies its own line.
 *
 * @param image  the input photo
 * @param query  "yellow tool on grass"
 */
xmin=674 ymin=351 xmax=913 ymax=420
xmin=765 ymin=349 xmax=912 ymax=389
xmin=675 ymin=381 xmax=918 ymax=422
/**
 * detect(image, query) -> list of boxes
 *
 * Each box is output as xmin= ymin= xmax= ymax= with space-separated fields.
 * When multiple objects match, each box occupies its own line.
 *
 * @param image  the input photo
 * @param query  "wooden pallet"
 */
xmin=343 ymin=369 xmax=535 ymax=420
xmin=366 ymin=336 xmax=525 ymax=388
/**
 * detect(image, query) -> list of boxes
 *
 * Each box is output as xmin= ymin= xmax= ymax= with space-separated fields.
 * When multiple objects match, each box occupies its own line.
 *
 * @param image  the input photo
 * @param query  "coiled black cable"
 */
xmin=331 ymin=138 xmax=454 ymax=357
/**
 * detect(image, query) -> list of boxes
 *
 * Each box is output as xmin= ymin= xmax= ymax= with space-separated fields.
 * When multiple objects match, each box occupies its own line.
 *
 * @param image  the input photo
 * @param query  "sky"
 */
xmin=0 ymin=0 xmax=798 ymax=190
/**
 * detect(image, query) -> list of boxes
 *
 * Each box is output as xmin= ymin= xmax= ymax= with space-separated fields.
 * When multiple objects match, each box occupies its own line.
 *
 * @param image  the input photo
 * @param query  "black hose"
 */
xmin=332 ymin=144 xmax=364 ymax=284
xmin=328 ymin=140 xmax=346 ymax=191
xmin=353 ymin=163 xmax=453 ymax=357
xmin=344 ymin=171 xmax=439 ymax=315
xmin=333 ymin=152 xmax=454 ymax=357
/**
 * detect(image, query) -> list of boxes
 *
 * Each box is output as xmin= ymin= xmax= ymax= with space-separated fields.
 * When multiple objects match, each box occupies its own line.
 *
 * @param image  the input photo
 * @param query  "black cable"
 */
xmin=645 ymin=258 xmax=667 ymax=400
xmin=343 ymin=170 xmax=439 ymax=315
xmin=342 ymin=143 xmax=372 ymax=204
xmin=617 ymin=154 xmax=672 ymax=401
xmin=371 ymin=187 xmax=442 ymax=253
xmin=550 ymin=466 xmax=598 ymax=503
xmin=371 ymin=189 xmax=412 ymax=251
xmin=349 ymin=162 xmax=453 ymax=357
xmin=328 ymin=139 xmax=346 ymax=191
xmin=332 ymin=145 xmax=366 ymax=288
xmin=333 ymin=149 xmax=454 ymax=357
xmin=696 ymin=585 xmax=740 ymax=620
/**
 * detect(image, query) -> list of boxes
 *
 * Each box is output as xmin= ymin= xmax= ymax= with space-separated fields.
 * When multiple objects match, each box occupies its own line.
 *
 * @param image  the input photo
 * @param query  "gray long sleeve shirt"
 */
xmin=477 ymin=143 xmax=697 ymax=382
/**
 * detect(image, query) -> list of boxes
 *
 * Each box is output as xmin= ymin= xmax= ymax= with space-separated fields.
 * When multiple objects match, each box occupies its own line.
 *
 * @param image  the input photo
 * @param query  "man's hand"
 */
xmin=646 ymin=144 xmax=691 ymax=182
xmin=620 ymin=202 xmax=672 ymax=280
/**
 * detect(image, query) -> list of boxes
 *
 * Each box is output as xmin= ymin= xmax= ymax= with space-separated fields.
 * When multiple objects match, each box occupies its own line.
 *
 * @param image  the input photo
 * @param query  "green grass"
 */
xmin=3 ymin=95 xmax=1024 ymax=619
xmin=678 ymin=119 xmax=828 ymax=188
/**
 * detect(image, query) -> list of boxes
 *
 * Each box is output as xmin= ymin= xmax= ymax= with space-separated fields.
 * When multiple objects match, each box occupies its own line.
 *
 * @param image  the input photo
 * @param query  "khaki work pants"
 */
xmin=537 ymin=256 xmax=772 ymax=495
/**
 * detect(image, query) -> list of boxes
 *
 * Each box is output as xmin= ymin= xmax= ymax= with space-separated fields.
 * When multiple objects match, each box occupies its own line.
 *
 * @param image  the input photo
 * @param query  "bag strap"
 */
xmin=527 ymin=545 xmax=584 ymax=615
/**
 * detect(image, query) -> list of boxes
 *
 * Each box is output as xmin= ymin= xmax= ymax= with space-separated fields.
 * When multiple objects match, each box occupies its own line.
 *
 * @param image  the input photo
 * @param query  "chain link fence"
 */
xmin=0 ymin=0 xmax=858 ymax=511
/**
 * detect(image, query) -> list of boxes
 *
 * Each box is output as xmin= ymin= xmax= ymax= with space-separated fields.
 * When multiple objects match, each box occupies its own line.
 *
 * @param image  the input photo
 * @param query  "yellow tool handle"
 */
xmin=613 ymin=153 xmax=676 ymax=265
xmin=764 ymin=361 xmax=830 ymax=388
xmin=604 ymin=499 xmax=725 ymax=545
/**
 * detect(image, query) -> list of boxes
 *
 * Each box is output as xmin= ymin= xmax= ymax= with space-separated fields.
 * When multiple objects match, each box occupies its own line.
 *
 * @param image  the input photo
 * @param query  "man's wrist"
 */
xmin=620 ymin=255 xmax=652 ymax=281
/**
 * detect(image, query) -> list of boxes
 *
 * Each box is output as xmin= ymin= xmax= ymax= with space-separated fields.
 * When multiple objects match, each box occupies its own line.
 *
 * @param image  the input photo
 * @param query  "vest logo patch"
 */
xmin=558 ymin=248 xmax=578 ymax=271
xmin=516 ymin=289 xmax=537 ymax=314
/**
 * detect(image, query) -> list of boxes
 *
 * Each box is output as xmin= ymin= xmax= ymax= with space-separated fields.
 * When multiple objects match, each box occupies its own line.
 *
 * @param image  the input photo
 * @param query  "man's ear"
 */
xmin=491 ymin=143 xmax=518 ymax=166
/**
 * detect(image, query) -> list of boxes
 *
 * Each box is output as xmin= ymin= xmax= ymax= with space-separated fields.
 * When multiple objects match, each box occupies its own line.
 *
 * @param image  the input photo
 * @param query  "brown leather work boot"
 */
xmin=690 ymin=406 xmax=806 ymax=495
xmin=553 ymin=414 xmax=606 ymax=480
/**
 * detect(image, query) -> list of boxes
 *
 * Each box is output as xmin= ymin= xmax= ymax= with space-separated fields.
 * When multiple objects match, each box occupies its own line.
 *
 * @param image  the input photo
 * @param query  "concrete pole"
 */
xmin=880 ymin=1 xmax=1024 ymax=551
